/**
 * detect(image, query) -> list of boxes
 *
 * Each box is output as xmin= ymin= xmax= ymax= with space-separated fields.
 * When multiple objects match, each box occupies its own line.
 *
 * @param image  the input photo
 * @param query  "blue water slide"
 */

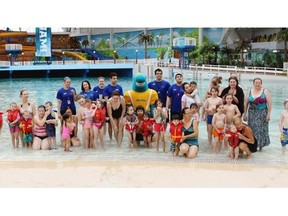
xmin=81 ymin=48 xmax=113 ymax=60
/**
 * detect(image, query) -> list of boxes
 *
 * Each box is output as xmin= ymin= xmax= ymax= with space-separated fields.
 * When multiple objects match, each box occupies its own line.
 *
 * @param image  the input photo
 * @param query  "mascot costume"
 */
xmin=124 ymin=73 xmax=158 ymax=115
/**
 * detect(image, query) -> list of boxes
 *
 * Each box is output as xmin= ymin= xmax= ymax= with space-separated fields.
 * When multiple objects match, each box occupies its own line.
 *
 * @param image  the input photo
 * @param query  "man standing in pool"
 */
xmin=166 ymin=72 xmax=184 ymax=119
xmin=148 ymin=68 xmax=170 ymax=108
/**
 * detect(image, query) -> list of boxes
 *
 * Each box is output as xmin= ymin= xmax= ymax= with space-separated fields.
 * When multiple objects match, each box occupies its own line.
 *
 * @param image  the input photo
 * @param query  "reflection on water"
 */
xmin=0 ymin=76 xmax=287 ymax=164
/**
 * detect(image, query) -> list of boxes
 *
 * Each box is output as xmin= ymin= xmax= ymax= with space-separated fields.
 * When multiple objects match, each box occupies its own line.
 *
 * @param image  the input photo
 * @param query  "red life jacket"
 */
xmin=142 ymin=118 xmax=154 ymax=135
xmin=226 ymin=130 xmax=239 ymax=148
xmin=19 ymin=118 xmax=33 ymax=134
xmin=7 ymin=109 xmax=20 ymax=122
xmin=93 ymin=107 xmax=106 ymax=125
xmin=0 ymin=112 xmax=3 ymax=129
xmin=169 ymin=121 xmax=183 ymax=143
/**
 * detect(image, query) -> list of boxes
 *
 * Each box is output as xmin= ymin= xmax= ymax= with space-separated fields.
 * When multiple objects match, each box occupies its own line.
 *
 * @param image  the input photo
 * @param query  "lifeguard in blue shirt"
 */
xmin=148 ymin=68 xmax=170 ymax=107
xmin=167 ymin=73 xmax=184 ymax=117
xmin=103 ymin=72 xmax=123 ymax=99
xmin=79 ymin=80 xmax=96 ymax=101
xmin=56 ymin=76 xmax=77 ymax=116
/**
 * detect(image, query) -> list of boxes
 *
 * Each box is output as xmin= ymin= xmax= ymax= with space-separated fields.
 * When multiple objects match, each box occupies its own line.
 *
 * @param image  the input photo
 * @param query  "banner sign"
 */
xmin=35 ymin=27 xmax=52 ymax=57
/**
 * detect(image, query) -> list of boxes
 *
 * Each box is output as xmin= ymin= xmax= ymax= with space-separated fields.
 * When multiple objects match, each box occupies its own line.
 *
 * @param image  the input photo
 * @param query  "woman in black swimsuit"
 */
xmin=106 ymin=90 xmax=126 ymax=147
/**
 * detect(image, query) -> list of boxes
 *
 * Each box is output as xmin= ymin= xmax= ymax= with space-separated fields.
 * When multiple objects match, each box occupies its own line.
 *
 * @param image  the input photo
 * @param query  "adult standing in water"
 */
xmin=243 ymin=77 xmax=272 ymax=151
xmin=148 ymin=68 xmax=170 ymax=108
xmin=220 ymin=76 xmax=245 ymax=115
xmin=93 ymin=76 xmax=106 ymax=103
xmin=106 ymin=90 xmax=126 ymax=147
xmin=56 ymin=76 xmax=77 ymax=118
xmin=166 ymin=72 xmax=184 ymax=119
xmin=104 ymin=72 xmax=124 ymax=142
xmin=79 ymin=80 xmax=96 ymax=101
xmin=17 ymin=89 xmax=36 ymax=147
xmin=56 ymin=77 xmax=78 ymax=139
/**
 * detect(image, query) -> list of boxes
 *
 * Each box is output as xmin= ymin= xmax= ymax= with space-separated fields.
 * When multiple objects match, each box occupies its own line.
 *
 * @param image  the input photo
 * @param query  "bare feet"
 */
xmin=259 ymin=145 xmax=262 ymax=151
xmin=245 ymin=153 xmax=252 ymax=159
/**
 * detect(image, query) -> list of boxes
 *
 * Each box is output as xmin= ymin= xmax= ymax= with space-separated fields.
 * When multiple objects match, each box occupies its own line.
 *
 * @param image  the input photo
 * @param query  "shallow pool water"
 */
xmin=0 ymin=76 xmax=287 ymax=166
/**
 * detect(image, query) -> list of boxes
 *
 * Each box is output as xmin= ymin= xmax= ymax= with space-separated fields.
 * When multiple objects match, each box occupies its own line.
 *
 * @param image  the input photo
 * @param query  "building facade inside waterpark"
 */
xmin=1 ymin=27 xmax=287 ymax=69
xmin=68 ymin=27 xmax=288 ymax=68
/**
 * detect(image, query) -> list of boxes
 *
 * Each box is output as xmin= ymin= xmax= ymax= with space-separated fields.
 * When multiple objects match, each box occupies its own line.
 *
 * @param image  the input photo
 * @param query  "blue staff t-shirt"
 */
xmin=148 ymin=80 xmax=170 ymax=107
xmin=56 ymin=87 xmax=77 ymax=111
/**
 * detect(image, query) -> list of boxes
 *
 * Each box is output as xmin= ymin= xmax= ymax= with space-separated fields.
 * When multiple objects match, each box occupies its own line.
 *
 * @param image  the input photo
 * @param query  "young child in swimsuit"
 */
xmin=168 ymin=114 xmax=183 ymax=156
xmin=45 ymin=101 xmax=58 ymax=150
xmin=82 ymin=98 xmax=94 ymax=148
xmin=6 ymin=102 xmax=20 ymax=148
xmin=153 ymin=99 xmax=167 ymax=151
xmin=92 ymin=100 xmax=106 ymax=149
xmin=212 ymin=104 xmax=226 ymax=154
xmin=142 ymin=112 xmax=154 ymax=148
xmin=279 ymin=99 xmax=288 ymax=155
xmin=19 ymin=110 xmax=33 ymax=148
xmin=0 ymin=111 xmax=3 ymax=135
xmin=226 ymin=124 xmax=240 ymax=159
xmin=61 ymin=113 xmax=75 ymax=152
xmin=125 ymin=105 xmax=138 ymax=148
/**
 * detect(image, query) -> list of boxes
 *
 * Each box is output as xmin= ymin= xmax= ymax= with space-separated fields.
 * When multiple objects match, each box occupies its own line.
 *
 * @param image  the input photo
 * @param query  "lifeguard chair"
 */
xmin=173 ymin=37 xmax=196 ymax=69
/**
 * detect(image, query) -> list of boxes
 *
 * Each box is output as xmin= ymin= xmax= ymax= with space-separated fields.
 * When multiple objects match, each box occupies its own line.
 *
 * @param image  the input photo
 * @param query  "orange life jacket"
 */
xmin=19 ymin=118 xmax=33 ymax=134
xmin=7 ymin=109 xmax=20 ymax=122
xmin=169 ymin=121 xmax=183 ymax=143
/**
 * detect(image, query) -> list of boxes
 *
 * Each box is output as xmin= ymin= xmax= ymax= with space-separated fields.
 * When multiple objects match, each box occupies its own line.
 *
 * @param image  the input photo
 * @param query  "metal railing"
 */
xmin=1 ymin=59 xmax=287 ymax=76
xmin=188 ymin=64 xmax=287 ymax=76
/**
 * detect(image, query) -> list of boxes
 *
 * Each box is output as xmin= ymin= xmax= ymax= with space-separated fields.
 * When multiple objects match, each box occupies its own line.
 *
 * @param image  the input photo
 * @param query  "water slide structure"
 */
xmin=0 ymin=31 xmax=86 ymax=60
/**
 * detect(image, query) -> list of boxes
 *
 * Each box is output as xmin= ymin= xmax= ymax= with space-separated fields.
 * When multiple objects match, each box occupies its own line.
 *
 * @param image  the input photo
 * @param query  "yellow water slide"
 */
xmin=61 ymin=51 xmax=87 ymax=60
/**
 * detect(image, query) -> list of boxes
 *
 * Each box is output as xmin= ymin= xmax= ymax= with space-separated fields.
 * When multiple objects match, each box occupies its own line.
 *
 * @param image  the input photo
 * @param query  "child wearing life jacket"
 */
xmin=141 ymin=112 xmax=154 ymax=148
xmin=6 ymin=102 xmax=20 ymax=148
xmin=168 ymin=114 xmax=183 ymax=156
xmin=92 ymin=100 xmax=106 ymax=149
xmin=0 ymin=111 xmax=3 ymax=135
xmin=125 ymin=105 xmax=138 ymax=148
xmin=19 ymin=110 xmax=33 ymax=148
xmin=226 ymin=124 xmax=240 ymax=159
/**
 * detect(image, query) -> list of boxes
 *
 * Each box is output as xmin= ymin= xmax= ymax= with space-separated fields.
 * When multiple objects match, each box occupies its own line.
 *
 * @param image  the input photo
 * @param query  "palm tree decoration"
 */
xmin=234 ymin=39 xmax=252 ymax=66
xmin=277 ymin=28 xmax=288 ymax=62
xmin=138 ymin=32 xmax=154 ymax=59
xmin=70 ymin=37 xmax=80 ymax=51
xmin=96 ymin=38 xmax=110 ymax=50
xmin=220 ymin=46 xmax=234 ymax=64
xmin=82 ymin=39 xmax=89 ymax=49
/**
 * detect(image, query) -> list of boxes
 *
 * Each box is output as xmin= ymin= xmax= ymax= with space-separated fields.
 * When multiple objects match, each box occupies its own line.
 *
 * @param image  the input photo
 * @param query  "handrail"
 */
xmin=0 ymin=59 xmax=287 ymax=76
xmin=188 ymin=64 xmax=286 ymax=76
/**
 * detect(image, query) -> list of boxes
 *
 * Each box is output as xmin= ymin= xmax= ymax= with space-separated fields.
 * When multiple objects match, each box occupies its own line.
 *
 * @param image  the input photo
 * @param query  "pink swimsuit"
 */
xmin=62 ymin=126 xmax=72 ymax=140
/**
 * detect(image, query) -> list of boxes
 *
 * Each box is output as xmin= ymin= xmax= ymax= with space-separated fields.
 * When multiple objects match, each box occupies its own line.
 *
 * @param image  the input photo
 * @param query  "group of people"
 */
xmin=1 ymin=68 xmax=287 ymax=158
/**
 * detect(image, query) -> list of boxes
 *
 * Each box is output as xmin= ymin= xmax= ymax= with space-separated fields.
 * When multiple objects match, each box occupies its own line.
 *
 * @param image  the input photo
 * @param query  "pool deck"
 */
xmin=1 ymin=140 xmax=288 ymax=188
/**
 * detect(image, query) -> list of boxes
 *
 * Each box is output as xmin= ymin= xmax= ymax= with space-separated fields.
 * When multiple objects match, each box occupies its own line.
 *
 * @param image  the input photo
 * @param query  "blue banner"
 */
xmin=35 ymin=27 xmax=52 ymax=57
